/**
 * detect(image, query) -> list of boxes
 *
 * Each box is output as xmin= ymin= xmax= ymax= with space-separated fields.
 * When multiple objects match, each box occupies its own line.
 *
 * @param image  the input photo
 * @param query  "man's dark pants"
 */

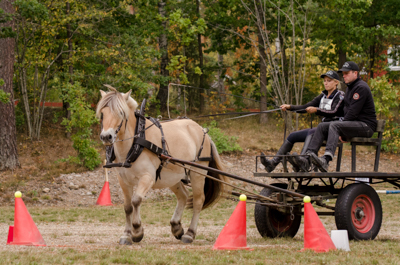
xmin=307 ymin=121 xmax=374 ymax=159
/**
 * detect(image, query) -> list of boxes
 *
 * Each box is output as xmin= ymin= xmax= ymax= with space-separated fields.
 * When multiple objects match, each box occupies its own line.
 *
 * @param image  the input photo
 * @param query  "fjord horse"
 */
xmin=96 ymin=87 xmax=228 ymax=244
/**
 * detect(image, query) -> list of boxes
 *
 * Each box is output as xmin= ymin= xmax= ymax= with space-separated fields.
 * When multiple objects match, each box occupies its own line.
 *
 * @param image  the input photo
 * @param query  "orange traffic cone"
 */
xmin=96 ymin=165 xmax=112 ymax=206
xmin=7 ymin=226 xmax=13 ymax=244
xmin=213 ymin=194 xmax=250 ymax=250
xmin=7 ymin=191 xmax=46 ymax=246
xmin=96 ymin=181 xmax=113 ymax=206
xmin=302 ymin=196 xmax=336 ymax=252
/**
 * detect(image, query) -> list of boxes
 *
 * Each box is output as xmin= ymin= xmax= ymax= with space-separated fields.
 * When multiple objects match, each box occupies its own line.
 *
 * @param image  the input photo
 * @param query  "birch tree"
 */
xmin=240 ymin=0 xmax=314 ymax=130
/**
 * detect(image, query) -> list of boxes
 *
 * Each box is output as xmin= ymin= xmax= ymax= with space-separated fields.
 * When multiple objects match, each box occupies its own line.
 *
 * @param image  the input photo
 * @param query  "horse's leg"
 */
xmin=181 ymin=172 xmax=206 ymax=243
xmin=169 ymin=181 xmax=189 ymax=240
xmin=131 ymin=173 xmax=154 ymax=242
xmin=117 ymin=174 xmax=135 ymax=245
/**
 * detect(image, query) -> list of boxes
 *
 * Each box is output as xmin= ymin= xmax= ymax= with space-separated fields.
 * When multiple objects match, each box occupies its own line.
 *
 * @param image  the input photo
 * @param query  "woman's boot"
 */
xmin=288 ymin=134 xmax=313 ymax=172
xmin=260 ymin=140 xmax=294 ymax=172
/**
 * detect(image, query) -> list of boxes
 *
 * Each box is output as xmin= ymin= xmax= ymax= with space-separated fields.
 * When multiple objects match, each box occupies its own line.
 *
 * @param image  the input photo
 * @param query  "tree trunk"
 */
xmin=156 ymin=0 xmax=169 ymax=112
xmin=369 ymin=41 xmax=376 ymax=79
xmin=256 ymin=4 xmax=268 ymax=124
xmin=0 ymin=0 xmax=20 ymax=170
xmin=338 ymin=48 xmax=347 ymax=69
xmin=197 ymin=0 xmax=204 ymax=113
xmin=338 ymin=47 xmax=347 ymax=90
xmin=217 ymin=52 xmax=225 ymax=103
xmin=65 ymin=1 xmax=72 ymax=138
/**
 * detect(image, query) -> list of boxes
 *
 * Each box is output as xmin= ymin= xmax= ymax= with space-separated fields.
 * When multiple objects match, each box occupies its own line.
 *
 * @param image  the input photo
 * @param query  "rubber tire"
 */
xmin=335 ymin=183 xmax=382 ymax=240
xmin=254 ymin=183 xmax=301 ymax=238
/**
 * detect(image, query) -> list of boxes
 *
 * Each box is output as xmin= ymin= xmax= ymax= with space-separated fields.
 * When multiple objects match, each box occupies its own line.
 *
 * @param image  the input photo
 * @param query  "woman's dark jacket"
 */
xmin=289 ymin=89 xmax=345 ymax=122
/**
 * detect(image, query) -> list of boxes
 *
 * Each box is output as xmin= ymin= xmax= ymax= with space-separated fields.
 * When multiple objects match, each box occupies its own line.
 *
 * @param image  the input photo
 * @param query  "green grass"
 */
xmin=2 ymin=193 xmax=400 ymax=264
xmin=1 ymin=240 xmax=400 ymax=264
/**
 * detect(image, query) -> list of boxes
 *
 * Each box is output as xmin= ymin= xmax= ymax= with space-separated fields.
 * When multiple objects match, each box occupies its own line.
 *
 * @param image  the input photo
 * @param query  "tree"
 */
xmin=156 ymin=0 xmax=170 ymax=112
xmin=240 ymin=0 xmax=314 ymax=130
xmin=311 ymin=0 xmax=373 ymax=69
xmin=0 ymin=0 xmax=20 ymax=170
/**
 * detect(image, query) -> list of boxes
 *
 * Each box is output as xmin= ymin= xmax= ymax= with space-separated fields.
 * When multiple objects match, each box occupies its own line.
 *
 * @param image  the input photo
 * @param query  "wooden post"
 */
xmin=104 ymin=159 xmax=109 ymax=182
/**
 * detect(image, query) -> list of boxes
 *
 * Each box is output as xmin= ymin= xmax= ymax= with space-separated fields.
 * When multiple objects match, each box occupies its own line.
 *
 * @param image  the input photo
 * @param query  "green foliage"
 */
xmin=0 ymin=8 xmax=15 ymax=38
xmin=14 ymin=0 xmax=49 ymax=22
xmin=370 ymin=76 xmax=400 ymax=153
xmin=0 ymin=79 xmax=10 ymax=103
xmin=204 ymin=121 xmax=242 ymax=153
xmin=14 ymin=103 xmax=26 ymax=128
xmin=60 ymin=82 xmax=101 ymax=170
xmin=166 ymin=9 xmax=208 ymax=85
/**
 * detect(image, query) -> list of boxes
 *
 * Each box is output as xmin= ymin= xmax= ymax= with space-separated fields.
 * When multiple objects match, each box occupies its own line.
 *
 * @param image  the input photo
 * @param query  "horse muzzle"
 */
xmin=100 ymin=131 xmax=116 ymax=145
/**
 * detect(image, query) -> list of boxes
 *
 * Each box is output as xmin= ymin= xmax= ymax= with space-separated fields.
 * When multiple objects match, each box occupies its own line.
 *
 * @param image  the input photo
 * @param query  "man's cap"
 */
xmin=338 ymin=61 xmax=360 ymax=72
xmin=320 ymin=70 xmax=340 ymax=81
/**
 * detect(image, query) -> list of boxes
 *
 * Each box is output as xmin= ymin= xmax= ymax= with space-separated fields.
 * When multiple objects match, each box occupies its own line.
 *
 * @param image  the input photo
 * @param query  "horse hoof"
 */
xmin=119 ymin=236 xmax=133 ymax=245
xmin=132 ymin=227 xmax=144 ymax=242
xmin=171 ymin=223 xmax=184 ymax=240
xmin=174 ymin=229 xmax=184 ymax=240
xmin=132 ymin=233 xmax=144 ymax=243
xmin=181 ymin=235 xmax=193 ymax=244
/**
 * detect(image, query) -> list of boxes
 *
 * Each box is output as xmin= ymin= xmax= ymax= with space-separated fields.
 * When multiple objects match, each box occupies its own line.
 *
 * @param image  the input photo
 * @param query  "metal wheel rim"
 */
xmin=351 ymin=194 xmax=375 ymax=233
xmin=270 ymin=209 xmax=293 ymax=232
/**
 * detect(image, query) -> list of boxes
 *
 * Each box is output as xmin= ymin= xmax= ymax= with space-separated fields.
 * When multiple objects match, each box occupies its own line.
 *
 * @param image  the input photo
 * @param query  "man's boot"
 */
xmin=293 ymin=151 xmax=313 ymax=172
xmin=310 ymin=153 xmax=329 ymax=172
xmin=287 ymin=153 xmax=300 ymax=172
xmin=260 ymin=140 xmax=293 ymax=172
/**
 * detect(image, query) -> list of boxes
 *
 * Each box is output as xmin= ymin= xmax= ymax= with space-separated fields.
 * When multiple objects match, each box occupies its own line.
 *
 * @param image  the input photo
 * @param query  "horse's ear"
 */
xmin=123 ymin=89 xmax=132 ymax=102
xmin=100 ymin=90 xmax=107 ymax=98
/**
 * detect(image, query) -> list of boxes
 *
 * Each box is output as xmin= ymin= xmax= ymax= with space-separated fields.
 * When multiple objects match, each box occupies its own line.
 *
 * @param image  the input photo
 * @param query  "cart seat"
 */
xmin=348 ymin=119 xmax=386 ymax=172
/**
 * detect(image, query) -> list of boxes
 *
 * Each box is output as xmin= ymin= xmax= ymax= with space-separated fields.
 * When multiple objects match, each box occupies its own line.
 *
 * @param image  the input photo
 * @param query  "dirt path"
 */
xmin=1 ymin=150 xmax=399 ymax=207
xmin=1 ymin=151 xmax=400 ymax=253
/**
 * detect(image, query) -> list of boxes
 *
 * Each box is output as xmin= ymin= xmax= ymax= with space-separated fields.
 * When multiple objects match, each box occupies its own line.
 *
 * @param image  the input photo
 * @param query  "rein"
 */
xmin=195 ymin=108 xmax=281 ymax=119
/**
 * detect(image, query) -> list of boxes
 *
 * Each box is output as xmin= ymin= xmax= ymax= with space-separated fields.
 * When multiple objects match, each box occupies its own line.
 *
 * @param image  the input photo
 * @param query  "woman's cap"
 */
xmin=338 ymin=61 xmax=360 ymax=72
xmin=320 ymin=70 xmax=340 ymax=81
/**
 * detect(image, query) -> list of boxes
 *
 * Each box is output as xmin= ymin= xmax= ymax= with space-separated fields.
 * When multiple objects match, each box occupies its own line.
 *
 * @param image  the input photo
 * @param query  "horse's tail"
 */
xmin=187 ymin=139 xmax=230 ymax=210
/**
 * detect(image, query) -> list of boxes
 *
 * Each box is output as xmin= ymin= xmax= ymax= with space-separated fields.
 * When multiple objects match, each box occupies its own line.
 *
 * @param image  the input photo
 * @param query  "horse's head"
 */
xmin=96 ymin=85 xmax=138 ymax=145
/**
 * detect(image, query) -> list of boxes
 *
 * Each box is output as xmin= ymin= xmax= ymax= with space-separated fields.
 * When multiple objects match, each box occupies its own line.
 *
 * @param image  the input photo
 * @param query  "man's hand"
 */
xmin=339 ymin=136 xmax=348 ymax=143
xmin=280 ymin=104 xmax=291 ymax=111
xmin=306 ymin=107 xmax=317 ymax=114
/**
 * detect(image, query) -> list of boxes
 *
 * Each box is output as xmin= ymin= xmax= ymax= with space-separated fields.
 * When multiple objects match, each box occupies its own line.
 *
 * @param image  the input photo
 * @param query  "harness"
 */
xmin=103 ymin=99 xmax=212 ymax=181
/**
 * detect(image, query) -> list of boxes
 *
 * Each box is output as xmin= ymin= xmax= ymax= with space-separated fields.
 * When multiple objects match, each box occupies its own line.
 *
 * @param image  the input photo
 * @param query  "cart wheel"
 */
xmin=254 ymin=183 xmax=301 ymax=238
xmin=335 ymin=183 xmax=382 ymax=240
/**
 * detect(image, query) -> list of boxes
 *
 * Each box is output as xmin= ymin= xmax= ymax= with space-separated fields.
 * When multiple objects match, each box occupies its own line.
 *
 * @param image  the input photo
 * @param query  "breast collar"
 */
xmin=103 ymin=99 xmax=169 ymax=180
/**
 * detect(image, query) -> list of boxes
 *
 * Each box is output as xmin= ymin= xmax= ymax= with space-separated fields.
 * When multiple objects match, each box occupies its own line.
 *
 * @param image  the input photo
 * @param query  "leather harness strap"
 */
xmin=103 ymin=99 xmax=212 ymax=182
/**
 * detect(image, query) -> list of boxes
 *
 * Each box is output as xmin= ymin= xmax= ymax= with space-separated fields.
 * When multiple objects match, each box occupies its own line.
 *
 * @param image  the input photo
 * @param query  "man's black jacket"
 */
xmin=343 ymin=78 xmax=377 ymax=131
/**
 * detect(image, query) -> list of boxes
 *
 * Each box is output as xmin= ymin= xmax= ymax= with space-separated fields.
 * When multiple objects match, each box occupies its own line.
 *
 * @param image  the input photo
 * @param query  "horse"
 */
xmin=96 ymin=86 xmax=229 ymax=244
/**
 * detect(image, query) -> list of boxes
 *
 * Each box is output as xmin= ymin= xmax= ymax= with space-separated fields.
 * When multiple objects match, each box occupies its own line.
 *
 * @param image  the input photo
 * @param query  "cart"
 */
xmin=159 ymin=127 xmax=400 ymax=241
xmin=252 ymin=170 xmax=400 ymax=240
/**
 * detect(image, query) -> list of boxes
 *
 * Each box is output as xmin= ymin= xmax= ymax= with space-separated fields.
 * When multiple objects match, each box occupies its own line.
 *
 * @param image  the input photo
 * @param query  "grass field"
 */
xmin=1 ymin=192 xmax=400 ymax=265
xmin=2 ymin=113 xmax=400 ymax=264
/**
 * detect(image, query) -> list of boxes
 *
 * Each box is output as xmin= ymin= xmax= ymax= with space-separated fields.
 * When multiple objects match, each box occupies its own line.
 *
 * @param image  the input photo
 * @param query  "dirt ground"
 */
xmin=1 ymin=150 xmax=400 ymax=252
xmin=1 ymin=149 xmax=399 ymax=207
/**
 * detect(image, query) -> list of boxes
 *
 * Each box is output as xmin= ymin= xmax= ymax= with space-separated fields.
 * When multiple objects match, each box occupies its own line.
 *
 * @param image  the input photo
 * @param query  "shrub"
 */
xmin=60 ymin=82 xmax=101 ymax=170
xmin=370 ymin=76 xmax=400 ymax=153
xmin=204 ymin=120 xmax=242 ymax=153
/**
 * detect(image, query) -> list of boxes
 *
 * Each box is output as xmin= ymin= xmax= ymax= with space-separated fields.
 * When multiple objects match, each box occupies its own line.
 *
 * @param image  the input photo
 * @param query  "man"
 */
xmin=294 ymin=61 xmax=377 ymax=172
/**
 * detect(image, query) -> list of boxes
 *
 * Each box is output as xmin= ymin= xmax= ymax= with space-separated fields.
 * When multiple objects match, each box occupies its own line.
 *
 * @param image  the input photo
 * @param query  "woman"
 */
xmin=261 ymin=70 xmax=345 ymax=172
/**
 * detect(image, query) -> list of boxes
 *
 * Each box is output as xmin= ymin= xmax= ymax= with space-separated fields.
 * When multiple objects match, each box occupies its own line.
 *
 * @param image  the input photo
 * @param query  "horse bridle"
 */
xmin=100 ymin=112 xmax=126 ymax=144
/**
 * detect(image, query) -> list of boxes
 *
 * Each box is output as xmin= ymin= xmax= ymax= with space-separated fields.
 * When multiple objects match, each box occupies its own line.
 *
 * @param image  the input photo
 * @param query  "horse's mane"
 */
xmin=96 ymin=85 xmax=138 ymax=120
